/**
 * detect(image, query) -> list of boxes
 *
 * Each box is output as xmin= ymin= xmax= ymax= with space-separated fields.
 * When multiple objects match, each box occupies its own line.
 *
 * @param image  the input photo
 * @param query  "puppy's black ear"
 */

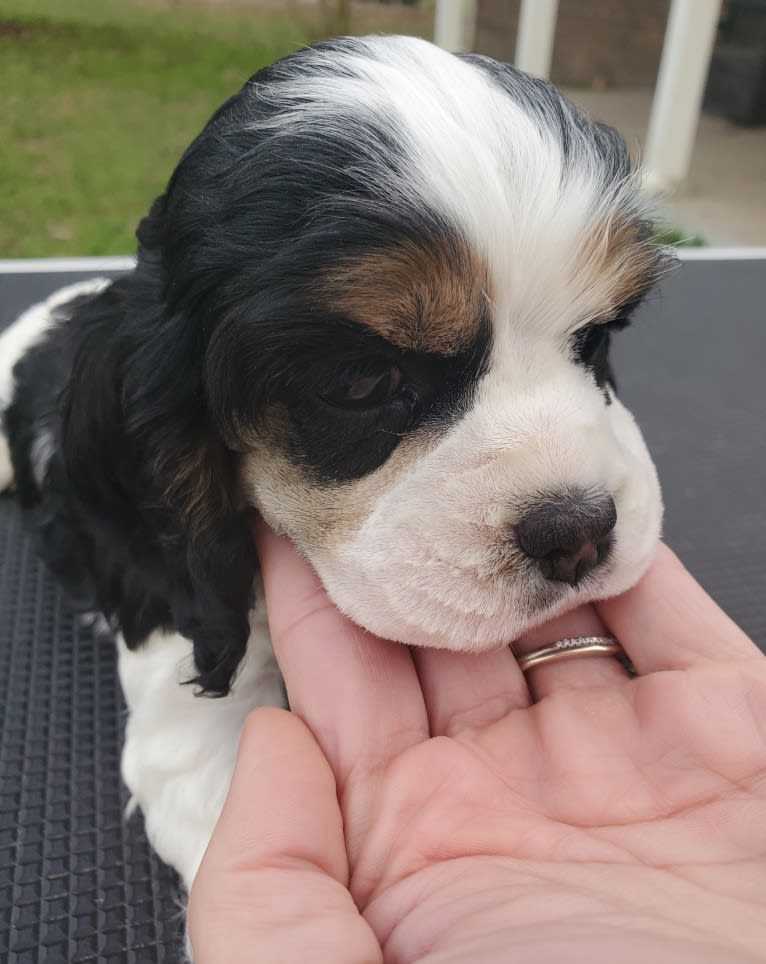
xmin=59 ymin=244 xmax=256 ymax=697
xmin=152 ymin=427 xmax=257 ymax=697
xmin=60 ymin=74 xmax=286 ymax=693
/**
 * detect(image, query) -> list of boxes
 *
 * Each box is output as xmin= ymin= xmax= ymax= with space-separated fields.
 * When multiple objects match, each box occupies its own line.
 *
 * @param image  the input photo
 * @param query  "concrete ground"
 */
xmin=566 ymin=88 xmax=766 ymax=246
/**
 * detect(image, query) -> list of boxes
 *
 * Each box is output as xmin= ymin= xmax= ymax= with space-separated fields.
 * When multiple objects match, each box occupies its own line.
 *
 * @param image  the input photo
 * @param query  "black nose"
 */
xmin=516 ymin=493 xmax=616 ymax=586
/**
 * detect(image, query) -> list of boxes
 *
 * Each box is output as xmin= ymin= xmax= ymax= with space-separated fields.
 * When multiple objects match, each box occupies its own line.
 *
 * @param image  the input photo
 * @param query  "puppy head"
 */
xmin=135 ymin=36 xmax=671 ymax=679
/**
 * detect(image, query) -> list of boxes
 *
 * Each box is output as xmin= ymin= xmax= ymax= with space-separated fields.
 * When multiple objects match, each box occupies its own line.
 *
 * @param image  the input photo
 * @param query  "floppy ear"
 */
xmin=151 ymin=425 xmax=257 ymax=697
xmin=59 ymin=224 xmax=257 ymax=697
xmin=57 ymin=68 xmax=296 ymax=693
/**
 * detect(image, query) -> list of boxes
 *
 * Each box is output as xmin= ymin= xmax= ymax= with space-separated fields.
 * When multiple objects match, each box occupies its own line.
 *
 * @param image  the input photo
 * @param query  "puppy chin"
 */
xmin=303 ymin=462 xmax=662 ymax=654
xmin=308 ymin=522 xmax=657 ymax=654
xmin=308 ymin=562 xmax=532 ymax=651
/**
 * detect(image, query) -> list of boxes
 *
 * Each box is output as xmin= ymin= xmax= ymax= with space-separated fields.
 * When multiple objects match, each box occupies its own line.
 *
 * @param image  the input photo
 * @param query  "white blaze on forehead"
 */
xmin=256 ymin=36 xmax=658 ymax=338
xmin=358 ymin=38 xmax=651 ymax=334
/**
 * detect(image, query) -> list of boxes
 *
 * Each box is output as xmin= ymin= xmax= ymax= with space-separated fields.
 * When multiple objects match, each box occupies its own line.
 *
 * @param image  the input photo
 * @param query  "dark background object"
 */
xmin=705 ymin=0 xmax=766 ymax=125
xmin=705 ymin=44 xmax=766 ymax=126
xmin=1 ymin=256 xmax=765 ymax=961
xmin=474 ymin=0 xmax=672 ymax=89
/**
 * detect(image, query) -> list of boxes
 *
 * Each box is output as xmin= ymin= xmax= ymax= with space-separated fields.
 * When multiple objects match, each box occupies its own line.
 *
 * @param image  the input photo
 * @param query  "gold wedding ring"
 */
xmin=514 ymin=635 xmax=624 ymax=673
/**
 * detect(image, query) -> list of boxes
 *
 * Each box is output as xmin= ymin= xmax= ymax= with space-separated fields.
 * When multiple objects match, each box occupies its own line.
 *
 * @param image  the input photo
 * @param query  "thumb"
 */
xmin=188 ymin=707 xmax=381 ymax=963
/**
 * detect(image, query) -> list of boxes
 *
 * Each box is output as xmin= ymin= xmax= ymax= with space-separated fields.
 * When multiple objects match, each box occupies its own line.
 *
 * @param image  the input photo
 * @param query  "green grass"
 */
xmin=0 ymin=0 xmax=431 ymax=257
xmin=653 ymin=226 xmax=706 ymax=248
xmin=3 ymin=2 xmax=697 ymax=257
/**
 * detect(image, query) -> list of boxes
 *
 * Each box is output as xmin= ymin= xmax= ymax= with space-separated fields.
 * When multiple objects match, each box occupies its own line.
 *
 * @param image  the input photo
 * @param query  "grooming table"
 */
xmin=1 ymin=255 xmax=765 ymax=962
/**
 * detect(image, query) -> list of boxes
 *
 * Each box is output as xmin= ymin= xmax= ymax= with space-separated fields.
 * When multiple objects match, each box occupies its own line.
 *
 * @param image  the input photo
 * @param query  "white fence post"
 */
xmin=434 ymin=0 xmax=477 ymax=53
xmin=514 ymin=0 xmax=560 ymax=79
xmin=644 ymin=0 xmax=722 ymax=194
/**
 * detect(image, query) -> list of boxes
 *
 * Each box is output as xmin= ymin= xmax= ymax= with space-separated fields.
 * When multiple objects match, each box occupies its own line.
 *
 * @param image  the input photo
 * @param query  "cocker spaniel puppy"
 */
xmin=0 ymin=36 xmax=670 ymax=888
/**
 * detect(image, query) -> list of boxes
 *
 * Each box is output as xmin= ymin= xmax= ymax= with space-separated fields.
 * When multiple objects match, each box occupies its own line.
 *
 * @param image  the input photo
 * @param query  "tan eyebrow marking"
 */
xmin=578 ymin=211 xmax=674 ymax=321
xmin=323 ymin=236 xmax=490 ymax=355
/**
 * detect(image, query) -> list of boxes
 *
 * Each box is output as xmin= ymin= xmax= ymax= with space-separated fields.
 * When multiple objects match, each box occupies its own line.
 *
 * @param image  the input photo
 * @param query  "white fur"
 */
xmin=30 ymin=429 xmax=56 ymax=488
xmin=118 ymin=584 xmax=284 ymax=889
xmin=0 ymin=279 xmax=108 ymax=411
xmin=0 ymin=278 xmax=108 ymax=491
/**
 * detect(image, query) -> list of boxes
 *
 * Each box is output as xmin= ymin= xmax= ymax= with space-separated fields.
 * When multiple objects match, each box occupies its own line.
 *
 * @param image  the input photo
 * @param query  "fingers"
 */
xmin=254 ymin=520 xmax=429 ymax=789
xmin=596 ymin=542 xmax=762 ymax=674
xmin=513 ymin=603 xmax=630 ymax=701
xmin=189 ymin=707 xmax=382 ymax=964
xmin=195 ymin=707 xmax=349 ymax=881
xmin=413 ymin=645 xmax=530 ymax=737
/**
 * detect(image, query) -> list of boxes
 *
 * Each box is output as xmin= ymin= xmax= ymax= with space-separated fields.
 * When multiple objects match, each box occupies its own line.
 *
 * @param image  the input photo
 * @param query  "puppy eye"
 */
xmin=322 ymin=363 xmax=403 ymax=410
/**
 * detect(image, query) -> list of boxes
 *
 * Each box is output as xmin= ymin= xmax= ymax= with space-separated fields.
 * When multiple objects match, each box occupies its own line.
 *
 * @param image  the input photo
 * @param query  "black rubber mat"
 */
xmin=1 ymin=269 xmax=182 ymax=962
xmin=0 ymin=495 xmax=184 ymax=962
xmin=0 ymin=258 xmax=764 ymax=962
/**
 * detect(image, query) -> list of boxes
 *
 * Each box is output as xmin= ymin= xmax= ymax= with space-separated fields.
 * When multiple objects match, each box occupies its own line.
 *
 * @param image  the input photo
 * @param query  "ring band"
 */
xmin=514 ymin=635 xmax=624 ymax=673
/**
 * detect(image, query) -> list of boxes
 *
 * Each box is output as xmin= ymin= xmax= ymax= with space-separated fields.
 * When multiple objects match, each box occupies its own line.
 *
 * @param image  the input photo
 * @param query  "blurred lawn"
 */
xmin=0 ymin=0 xmax=431 ymax=257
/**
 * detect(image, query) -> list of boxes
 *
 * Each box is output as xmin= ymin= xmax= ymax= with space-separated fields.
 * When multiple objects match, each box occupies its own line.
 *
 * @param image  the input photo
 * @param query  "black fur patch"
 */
xmin=3 ymin=40 xmax=489 ymax=695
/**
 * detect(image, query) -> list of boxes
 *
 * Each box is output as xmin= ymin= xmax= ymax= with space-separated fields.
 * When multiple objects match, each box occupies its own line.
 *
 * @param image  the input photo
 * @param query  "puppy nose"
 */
xmin=516 ymin=493 xmax=616 ymax=586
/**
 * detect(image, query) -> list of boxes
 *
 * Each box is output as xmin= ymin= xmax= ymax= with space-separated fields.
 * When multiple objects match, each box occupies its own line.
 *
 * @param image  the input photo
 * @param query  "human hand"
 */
xmin=188 ymin=526 xmax=766 ymax=963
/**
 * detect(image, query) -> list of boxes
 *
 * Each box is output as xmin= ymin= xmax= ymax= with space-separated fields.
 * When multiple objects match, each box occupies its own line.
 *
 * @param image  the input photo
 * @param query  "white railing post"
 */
xmin=434 ymin=0 xmax=477 ymax=53
xmin=515 ymin=0 xmax=560 ymax=79
xmin=644 ymin=0 xmax=722 ymax=194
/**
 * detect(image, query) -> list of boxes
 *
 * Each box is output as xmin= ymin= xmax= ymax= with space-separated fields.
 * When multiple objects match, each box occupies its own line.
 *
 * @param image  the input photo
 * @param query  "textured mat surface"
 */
xmin=0 ymin=260 xmax=764 ymax=962
xmin=0 ymin=497 xmax=185 ymax=962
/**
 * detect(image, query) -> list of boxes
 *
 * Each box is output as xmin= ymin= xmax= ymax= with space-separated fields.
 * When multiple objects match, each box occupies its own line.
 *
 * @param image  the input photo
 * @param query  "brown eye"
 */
xmin=323 ymin=364 xmax=403 ymax=409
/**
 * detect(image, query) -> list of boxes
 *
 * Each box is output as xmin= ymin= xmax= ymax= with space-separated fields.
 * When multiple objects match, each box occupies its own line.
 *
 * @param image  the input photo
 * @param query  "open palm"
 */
xmin=190 ymin=532 xmax=766 ymax=963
